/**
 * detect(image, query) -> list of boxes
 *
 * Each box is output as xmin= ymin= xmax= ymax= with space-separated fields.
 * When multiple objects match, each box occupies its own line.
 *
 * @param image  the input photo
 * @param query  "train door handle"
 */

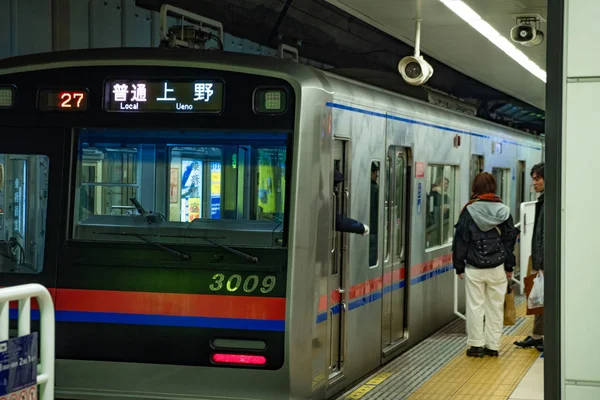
xmin=335 ymin=288 xmax=345 ymax=294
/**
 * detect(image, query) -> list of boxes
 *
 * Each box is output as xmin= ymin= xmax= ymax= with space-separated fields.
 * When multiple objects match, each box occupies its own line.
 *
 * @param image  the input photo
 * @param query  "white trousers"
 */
xmin=465 ymin=265 xmax=507 ymax=350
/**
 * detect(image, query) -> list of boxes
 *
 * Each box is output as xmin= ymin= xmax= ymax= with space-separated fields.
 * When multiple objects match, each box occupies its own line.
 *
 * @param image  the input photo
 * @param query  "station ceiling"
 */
xmin=137 ymin=0 xmax=547 ymax=134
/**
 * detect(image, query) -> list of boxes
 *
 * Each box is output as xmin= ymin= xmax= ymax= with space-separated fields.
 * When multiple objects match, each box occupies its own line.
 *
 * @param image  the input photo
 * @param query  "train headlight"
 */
xmin=254 ymin=88 xmax=287 ymax=114
xmin=0 ymin=86 xmax=15 ymax=109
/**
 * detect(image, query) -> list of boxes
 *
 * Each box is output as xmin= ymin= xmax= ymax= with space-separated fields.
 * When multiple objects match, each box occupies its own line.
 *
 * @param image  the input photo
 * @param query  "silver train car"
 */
xmin=0 ymin=47 xmax=543 ymax=400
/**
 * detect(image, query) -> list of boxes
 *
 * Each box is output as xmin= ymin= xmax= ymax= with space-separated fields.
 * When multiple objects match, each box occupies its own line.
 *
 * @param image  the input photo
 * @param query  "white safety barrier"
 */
xmin=518 ymin=201 xmax=538 ymax=292
xmin=453 ymin=201 xmax=538 ymax=321
xmin=0 ymin=284 xmax=55 ymax=400
xmin=453 ymin=273 xmax=466 ymax=321
xmin=513 ymin=220 xmax=523 ymax=291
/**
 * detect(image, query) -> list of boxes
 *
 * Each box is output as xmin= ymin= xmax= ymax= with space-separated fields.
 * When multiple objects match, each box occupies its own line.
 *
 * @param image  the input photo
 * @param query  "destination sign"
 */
xmin=104 ymin=80 xmax=224 ymax=113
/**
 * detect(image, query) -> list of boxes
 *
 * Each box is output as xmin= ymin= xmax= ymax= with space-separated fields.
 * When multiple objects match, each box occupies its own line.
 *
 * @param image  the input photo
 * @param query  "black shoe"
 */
xmin=466 ymin=346 xmax=484 ymax=358
xmin=536 ymin=344 xmax=544 ymax=352
xmin=483 ymin=347 xmax=499 ymax=357
xmin=514 ymin=336 xmax=543 ymax=348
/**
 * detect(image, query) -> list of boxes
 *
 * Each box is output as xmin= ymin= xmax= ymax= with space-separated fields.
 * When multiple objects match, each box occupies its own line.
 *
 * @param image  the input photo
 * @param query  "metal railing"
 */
xmin=0 ymin=284 xmax=55 ymax=400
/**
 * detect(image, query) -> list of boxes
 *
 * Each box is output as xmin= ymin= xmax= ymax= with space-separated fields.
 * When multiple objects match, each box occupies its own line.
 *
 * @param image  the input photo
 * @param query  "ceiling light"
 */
xmin=439 ymin=0 xmax=546 ymax=83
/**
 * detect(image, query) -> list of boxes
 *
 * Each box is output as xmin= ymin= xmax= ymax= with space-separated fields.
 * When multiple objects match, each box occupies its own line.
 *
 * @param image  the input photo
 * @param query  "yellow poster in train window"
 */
xmin=258 ymin=163 xmax=275 ymax=213
xmin=188 ymin=197 xmax=201 ymax=221
xmin=211 ymin=170 xmax=221 ymax=196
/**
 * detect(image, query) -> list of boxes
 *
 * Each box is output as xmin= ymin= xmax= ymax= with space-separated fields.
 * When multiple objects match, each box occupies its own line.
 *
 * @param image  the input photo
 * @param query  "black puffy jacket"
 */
xmin=531 ymin=194 xmax=544 ymax=271
xmin=452 ymin=200 xmax=520 ymax=275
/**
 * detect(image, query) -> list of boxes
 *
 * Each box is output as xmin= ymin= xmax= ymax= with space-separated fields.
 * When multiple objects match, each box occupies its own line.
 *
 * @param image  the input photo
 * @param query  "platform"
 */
xmin=334 ymin=294 xmax=544 ymax=400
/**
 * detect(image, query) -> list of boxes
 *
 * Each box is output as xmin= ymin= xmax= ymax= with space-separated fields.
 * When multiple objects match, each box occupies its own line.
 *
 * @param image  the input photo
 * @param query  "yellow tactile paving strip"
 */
xmin=407 ymin=301 xmax=541 ymax=400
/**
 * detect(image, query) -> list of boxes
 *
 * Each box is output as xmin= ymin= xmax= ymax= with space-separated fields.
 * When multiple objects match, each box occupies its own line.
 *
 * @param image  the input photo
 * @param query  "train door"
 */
xmin=381 ymin=146 xmax=410 ymax=356
xmin=328 ymin=139 xmax=348 ymax=381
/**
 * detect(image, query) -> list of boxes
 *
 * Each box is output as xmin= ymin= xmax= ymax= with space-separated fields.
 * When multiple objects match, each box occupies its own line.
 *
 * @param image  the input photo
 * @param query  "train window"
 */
xmin=168 ymin=146 xmax=223 ymax=221
xmin=0 ymin=154 xmax=49 ymax=274
xmin=384 ymin=155 xmax=391 ymax=261
xmin=167 ymin=146 xmax=286 ymax=222
xmin=470 ymin=155 xmax=484 ymax=189
xmin=72 ymin=129 xmax=289 ymax=248
xmin=425 ymin=164 xmax=457 ymax=249
xmin=369 ymin=161 xmax=380 ymax=267
xmin=76 ymin=144 xmax=142 ymax=221
xmin=492 ymin=167 xmax=510 ymax=202
xmin=516 ymin=161 xmax=526 ymax=223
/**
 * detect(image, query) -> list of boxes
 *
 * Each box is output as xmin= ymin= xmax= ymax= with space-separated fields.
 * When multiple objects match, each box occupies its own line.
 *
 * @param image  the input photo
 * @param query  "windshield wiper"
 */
xmin=197 ymin=236 xmax=259 ymax=264
xmin=133 ymin=234 xmax=191 ymax=260
xmin=185 ymin=220 xmax=258 ymax=263
xmin=99 ymin=232 xmax=191 ymax=260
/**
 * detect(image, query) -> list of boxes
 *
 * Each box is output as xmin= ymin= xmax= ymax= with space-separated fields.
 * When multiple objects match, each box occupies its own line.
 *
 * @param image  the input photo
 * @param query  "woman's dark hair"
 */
xmin=530 ymin=162 xmax=544 ymax=179
xmin=471 ymin=172 xmax=497 ymax=196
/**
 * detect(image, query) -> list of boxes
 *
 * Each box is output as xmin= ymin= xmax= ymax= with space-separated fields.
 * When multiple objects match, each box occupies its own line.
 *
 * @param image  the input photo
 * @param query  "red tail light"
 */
xmin=211 ymin=353 xmax=267 ymax=365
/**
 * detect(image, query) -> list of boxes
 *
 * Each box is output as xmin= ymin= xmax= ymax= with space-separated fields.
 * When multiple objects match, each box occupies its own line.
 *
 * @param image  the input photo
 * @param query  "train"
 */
xmin=0 ymin=42 xmax=543 ymax=399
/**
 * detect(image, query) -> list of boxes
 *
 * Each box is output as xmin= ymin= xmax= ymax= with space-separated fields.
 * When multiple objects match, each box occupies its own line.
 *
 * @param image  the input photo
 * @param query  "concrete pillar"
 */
xmin=547 ymin=0 xmax=600 ymax=398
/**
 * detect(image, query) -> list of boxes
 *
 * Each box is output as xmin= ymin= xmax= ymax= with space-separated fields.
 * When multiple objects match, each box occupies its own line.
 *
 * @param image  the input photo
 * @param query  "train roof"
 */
xmin=0 ymin=47 xmax=543 ymax=143
xmin=0 ymin=47 xmax=318 ymax=78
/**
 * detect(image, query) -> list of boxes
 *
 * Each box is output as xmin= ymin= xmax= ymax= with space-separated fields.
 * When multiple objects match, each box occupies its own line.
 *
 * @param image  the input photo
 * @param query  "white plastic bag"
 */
xmin=527 ymin=272 xmax=544 ymax=309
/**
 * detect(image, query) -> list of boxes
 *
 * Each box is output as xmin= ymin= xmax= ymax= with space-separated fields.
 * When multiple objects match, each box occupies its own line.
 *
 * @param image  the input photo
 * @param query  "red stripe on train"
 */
xmin=410 ymin=254 xmax=453 ymax=277
xmin=55 ymin=289 xmax=286 ymax=320
xmin=317 ymin=253 xmax=453 ymax=312
xmin=4 ymin=288 xmax=285 ymax=321
xmin=318 ymin=267 xmax=406 ymax=312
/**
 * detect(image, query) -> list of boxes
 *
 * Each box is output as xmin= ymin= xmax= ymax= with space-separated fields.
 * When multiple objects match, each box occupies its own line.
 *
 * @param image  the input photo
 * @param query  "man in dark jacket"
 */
xmin=515 ymin=162 xmax=545 ymax=352
xmin=334 ymin=170 xmax=369 ymax=235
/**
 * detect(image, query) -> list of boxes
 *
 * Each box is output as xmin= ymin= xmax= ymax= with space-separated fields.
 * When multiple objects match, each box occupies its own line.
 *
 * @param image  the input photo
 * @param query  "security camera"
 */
xmin=398 ymin=55 xmax=434 ymax=86
xmin=510 ymin=17 xmax=544 ymax=46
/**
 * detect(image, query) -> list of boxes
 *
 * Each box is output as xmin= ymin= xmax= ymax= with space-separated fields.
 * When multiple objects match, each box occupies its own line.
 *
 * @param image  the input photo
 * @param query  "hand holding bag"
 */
xmin=525 ymin=270 xmax=545 ymax=315
xmin=504 ymin=283 xmax=516 ymax=326
xmin=494 ymin=225 xmax=517 ymax=325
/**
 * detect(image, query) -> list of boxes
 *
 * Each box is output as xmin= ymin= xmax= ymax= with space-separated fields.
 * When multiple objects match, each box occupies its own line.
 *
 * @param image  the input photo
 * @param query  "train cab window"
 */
xmin=72 ymin=129 xmax=289 ymax=249
xmin=167 ymin=146 xmax=286 ymax=222
xmin=168 ymin=146 xmax=223 ymax=221
xmin=369 ymin=161 xmax=380 ymax=267
xmin=76 ymin=144 xmax=143 ymax=220
xmin=425 ymin=165 xmax=457 ymax=249
xmin=0 ymin=154 xmax=49 ymax=274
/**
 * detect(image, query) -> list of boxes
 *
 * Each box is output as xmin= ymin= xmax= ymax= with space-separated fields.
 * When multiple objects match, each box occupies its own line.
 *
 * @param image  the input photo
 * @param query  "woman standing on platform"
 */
xmin=452 ymin=173 xmax=519 ymax=357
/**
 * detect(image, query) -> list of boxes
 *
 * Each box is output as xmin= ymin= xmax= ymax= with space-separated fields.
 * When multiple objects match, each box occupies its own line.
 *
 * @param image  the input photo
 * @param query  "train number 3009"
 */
xmin=209 ymin=273 xmax=276 ymax=294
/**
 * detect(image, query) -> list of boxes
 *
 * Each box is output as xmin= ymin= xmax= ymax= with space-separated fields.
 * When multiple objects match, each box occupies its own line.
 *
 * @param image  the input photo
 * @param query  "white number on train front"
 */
xmin=208 ymin=273 xmax=276 ymax=294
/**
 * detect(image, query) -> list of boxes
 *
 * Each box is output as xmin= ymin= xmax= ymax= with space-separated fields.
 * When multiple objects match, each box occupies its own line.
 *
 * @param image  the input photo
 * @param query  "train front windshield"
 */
xmin=74 ymin=128 xmax=288 ymax=249
xmin=0 ymin=52 xmax=295 ymax=370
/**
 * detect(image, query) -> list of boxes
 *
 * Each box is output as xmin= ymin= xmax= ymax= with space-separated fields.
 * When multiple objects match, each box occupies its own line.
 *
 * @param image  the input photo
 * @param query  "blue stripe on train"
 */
xmin=9 ymin=309 xmax=285 ymax=331
xmin=315 ymin=263 xmax=454 ymax=324
xmin=325 ymin=102 xmax=542 ymax=151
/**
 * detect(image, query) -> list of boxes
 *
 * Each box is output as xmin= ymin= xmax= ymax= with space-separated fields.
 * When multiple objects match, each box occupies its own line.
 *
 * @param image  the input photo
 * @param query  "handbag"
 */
xmin=504 ymin=282 xmax=516 ymax=325
xmin=525 ymin=270 xmax=545 ymax=315
xmin=494 ymin=225 xmax=517 ymax=325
